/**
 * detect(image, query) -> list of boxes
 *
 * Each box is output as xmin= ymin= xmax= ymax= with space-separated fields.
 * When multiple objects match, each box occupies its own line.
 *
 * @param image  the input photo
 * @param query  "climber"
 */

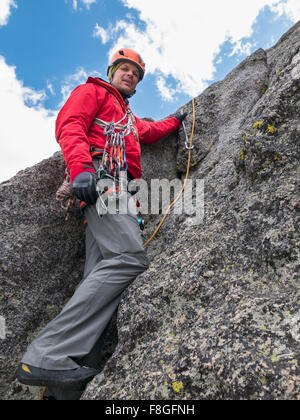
xmin=16 ymin=48 xmax=187 ymax=393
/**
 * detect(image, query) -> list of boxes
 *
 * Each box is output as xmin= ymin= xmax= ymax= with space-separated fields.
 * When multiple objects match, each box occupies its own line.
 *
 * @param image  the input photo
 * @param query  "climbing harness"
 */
xmin=143 ymin=98 xmax=196 ymax=248
xmin=56 ymin=98 xmax=196 ymax=236
xmin=55 ymin=108 xmax=138 ymax=219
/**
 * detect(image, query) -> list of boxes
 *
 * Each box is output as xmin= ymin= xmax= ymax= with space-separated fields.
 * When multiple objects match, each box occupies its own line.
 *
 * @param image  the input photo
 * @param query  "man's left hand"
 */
xmin=173 ymin=111 xmax=188 ymax=124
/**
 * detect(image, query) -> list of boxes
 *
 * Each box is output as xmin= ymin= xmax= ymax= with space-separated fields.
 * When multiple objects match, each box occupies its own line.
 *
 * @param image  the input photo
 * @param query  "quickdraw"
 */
xmin=92 ymin=108 xmax=139 ymax=215
xmin=55 ymin=108 xmax=138 ymax=218
xmin=94 ymin=108 xmax=138 ymax=180
xmin=142 ymin=98 xmax=196 ymax=248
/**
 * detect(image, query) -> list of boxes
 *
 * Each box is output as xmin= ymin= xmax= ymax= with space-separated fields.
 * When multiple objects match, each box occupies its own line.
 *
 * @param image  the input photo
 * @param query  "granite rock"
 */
xmin=1 ymin=21 xmax=300 ymax=400
xmin=83 ymin=21 xmax=300 ymax=400
xmin=0 ymin=153 xmax=85 ymax=399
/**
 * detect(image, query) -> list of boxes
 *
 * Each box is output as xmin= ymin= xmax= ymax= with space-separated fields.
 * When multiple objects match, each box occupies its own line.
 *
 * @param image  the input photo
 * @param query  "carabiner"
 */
xmin=104 ymin=123 xmax=115 ymax=136
xmin=182 ymin=120 xmax=194 ymax=151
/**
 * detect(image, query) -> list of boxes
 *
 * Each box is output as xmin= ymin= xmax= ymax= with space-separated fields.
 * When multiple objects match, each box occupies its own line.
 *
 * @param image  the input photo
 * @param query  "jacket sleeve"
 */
xmin=135 ymin=116 xmax=180 ymax=145
xmin=55 ymin=83 xmax=100 ymax=182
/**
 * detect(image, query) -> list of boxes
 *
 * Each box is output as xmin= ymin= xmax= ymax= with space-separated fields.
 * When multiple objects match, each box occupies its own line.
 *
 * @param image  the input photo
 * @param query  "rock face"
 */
xmin=1 ymin=21 xmax=300 ymax=400
xmin=0 ymin=153 xmax=84 ymax=399
xmin=83 ymin=22 xmax=300 ymax=400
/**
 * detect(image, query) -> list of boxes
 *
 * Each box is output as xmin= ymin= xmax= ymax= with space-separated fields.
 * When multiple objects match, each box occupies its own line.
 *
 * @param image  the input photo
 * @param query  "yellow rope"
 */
xmin=143 ymin=97 xmax=196 ymax=248
xmin=40 ymin=386 xmax=47 ymax=400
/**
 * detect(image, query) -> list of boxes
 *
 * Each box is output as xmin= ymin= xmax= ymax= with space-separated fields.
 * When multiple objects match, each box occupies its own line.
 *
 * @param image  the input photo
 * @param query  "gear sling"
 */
xmin=56 ymin=105 xmax=138 ymax=219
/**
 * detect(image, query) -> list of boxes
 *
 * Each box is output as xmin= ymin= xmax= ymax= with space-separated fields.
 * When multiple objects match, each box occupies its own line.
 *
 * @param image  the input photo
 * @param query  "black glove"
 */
xmin=73 ymin=172 xmax=98 ymax=205
xmin=173 ymin=111 xmax=188 ymax=124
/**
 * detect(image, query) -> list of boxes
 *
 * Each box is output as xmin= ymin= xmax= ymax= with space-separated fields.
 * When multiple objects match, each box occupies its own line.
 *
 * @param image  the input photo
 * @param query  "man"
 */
xmin=16 ymin=49 xmax=187 ymax=394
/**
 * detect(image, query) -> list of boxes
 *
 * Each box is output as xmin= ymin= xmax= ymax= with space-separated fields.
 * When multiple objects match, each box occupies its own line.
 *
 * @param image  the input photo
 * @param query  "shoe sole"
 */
xmin=16 ymin=366 xmax=98 ymax=390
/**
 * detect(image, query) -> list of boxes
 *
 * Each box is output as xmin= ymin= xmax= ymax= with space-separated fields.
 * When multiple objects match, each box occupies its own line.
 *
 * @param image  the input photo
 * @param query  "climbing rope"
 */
xmin=40 ymin=386 xmax=47 ymax=400
xmin=56 ymin=168 xmax=75 ymax=221
xmin=143 ymin=97 xmax=196 ymax=248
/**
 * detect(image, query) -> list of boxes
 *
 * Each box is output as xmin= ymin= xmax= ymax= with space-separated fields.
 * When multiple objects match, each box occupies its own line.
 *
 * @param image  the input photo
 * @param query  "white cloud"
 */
xmin=93 ymin=23 xmax=110 ymax=44
xmin=270 ymin=0 xmax=300 ymax=21
xmin=0 ymin=0 xmax=17 ymax=26
xmin=60 ymin=67 xmax=89 ymax=106
xmin=229 ymin=41 xmax=254 ymax=57
xmin=0 ymin=58 xmax=102 ymax=183
xmin=81 ymin=0 xmax=97 ymax=7
xmin=0 ymin=56 xmax=59 ymax=183
xmin=47 ymin=81 xmax=55 ymax=96
xmin=156 ymin=77 xmax=177 ymax=102
xmin=102 ymin=0 xmax=300 ymax=100
xmin=72 ymin=0 xmax=97 ymax=10
xmin=59 ymin=67 xmax=101 ymax=106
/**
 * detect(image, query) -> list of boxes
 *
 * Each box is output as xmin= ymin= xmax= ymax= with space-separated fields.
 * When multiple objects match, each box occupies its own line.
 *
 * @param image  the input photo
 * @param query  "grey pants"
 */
xmin=22 ymin=203 xmax=148 ymax=371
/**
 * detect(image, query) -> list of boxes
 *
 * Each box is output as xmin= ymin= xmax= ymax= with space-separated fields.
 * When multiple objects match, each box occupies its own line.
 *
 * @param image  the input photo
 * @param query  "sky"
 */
xmin=0 ymin=0 xmax=299 ymax=183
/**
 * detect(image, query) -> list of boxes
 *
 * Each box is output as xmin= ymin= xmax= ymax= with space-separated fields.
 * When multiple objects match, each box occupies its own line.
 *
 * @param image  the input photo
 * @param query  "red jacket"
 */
xmin=55 ymin=77 xmax=180 ymax=181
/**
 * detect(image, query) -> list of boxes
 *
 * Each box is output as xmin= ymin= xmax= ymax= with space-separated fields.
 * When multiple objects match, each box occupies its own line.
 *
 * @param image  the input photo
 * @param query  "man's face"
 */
xmin=111 ymin=62 xmax=140 ymax=96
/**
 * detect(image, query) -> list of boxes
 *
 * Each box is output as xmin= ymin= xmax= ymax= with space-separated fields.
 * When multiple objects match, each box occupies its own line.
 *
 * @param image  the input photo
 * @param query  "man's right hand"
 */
xmin=73 ymin=172 xmax=98 ymax=205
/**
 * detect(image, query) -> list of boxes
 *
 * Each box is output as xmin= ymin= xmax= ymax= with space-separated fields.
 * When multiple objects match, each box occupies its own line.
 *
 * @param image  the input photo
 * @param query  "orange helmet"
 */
xmin=107 ymin=48 xmax=146 ymax=81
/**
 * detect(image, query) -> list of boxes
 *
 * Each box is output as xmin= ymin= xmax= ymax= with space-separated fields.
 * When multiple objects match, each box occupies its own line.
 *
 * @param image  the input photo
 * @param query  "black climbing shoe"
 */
xmin=42 ymin=395 xmax=57 ymax=401
xmin=16 ymin=363 xmax=100 ymax=390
